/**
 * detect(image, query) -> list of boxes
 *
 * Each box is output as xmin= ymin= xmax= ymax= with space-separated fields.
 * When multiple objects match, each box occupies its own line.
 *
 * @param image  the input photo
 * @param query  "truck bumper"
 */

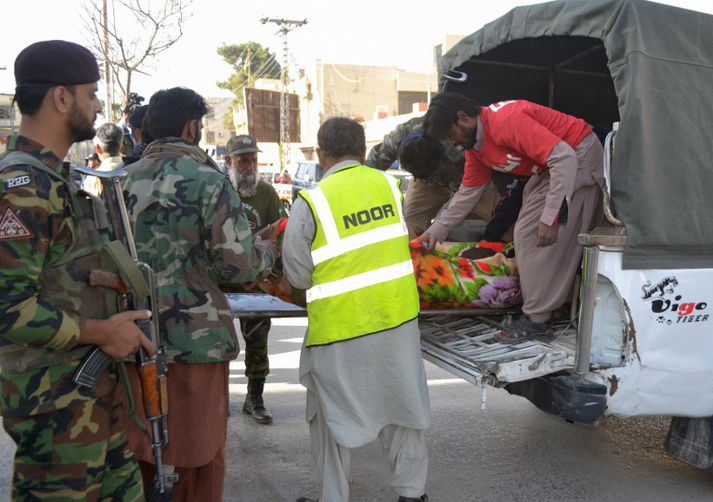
xmin=506 ymin=374 xmax=608 ymax=426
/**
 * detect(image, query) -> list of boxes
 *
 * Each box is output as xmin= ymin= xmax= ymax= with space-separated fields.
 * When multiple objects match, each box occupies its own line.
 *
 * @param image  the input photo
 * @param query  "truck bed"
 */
xmin=419 ymin=313 xmax=577 ymax=384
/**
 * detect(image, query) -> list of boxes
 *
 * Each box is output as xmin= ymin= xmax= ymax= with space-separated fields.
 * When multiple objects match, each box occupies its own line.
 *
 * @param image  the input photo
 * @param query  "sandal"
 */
xmin=497 ymin=315 xmax=548 ymax=341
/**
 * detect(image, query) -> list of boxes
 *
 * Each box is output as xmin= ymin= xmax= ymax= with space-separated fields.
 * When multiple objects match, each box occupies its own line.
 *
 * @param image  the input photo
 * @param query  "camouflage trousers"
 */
xmin=2 ymin=380 xmax=143 ymax=501
xmin=239 ymin=317 xmax=271 ymax=380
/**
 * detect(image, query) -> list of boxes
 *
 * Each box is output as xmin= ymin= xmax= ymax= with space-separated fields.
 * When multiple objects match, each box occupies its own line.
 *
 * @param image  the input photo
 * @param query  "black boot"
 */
xmin=243 ymin=378 xmax=273 ymax=424
xmin=398 ymin=495 xmax=428 ymax=502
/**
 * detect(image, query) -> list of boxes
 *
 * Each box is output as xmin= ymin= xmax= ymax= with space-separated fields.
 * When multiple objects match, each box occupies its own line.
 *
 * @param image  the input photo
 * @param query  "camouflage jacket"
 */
xmin=122 ymin=138 xmax=275 ymax=364
xmin=365 ymin=115 xmax=464 ymax=189
xmin=0 ymin=136 xmax=119 ymax=416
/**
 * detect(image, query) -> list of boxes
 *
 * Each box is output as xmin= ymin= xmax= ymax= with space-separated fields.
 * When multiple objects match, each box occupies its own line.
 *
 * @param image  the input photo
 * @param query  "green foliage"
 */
xmin=222 ymin=111 xmax=234 ymax=132
xmin=217 ymin=42 xmax=282 ymax=105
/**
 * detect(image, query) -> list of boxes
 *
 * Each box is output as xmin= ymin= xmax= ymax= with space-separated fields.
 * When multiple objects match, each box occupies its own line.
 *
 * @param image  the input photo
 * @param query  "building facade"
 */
xmin=0 ymin=94 xmax=19 ymax=153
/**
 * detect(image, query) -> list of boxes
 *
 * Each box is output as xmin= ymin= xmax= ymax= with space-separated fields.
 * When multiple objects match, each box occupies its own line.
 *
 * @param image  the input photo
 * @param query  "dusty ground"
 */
xmin=2 ymin=318 xmax=713 ymax=501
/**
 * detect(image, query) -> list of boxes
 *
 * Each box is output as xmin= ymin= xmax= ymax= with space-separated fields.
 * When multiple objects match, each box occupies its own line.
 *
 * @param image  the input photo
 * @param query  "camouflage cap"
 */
xmin=226 ymin=135 xmax=262 ymax=155
xmin=14 ymin=40 xmax=100 ymax=86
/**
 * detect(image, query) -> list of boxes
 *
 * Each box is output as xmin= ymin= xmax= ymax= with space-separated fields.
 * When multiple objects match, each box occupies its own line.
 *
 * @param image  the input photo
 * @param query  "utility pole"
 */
xmin=260 ymin=17 xmax=307 ymax=169
xmin=244 ymin=47 xmax=252 ymax=87
xmin=102 ymin=0 xmax=113 ymax=122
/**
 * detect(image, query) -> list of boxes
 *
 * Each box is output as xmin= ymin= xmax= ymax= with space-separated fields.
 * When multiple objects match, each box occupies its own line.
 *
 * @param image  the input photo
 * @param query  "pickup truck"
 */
xmin=229 ymin=0 xmax=713 ymax=471
xmin=416 ymin=0 xmax=713 ymax=469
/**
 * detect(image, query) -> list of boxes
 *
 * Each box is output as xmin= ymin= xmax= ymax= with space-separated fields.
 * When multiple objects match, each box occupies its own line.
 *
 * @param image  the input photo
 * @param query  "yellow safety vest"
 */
xmin=299 ymin=164 xmax=419 ymax=346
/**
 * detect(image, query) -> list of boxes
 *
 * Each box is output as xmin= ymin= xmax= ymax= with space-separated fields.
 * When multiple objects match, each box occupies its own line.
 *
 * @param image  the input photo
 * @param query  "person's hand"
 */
xmin=254 ymin=221 xmax=281 ymax=260
xmin=81 ymin=310 xmax=156 ymax=359
xmin=414 ymin=231 xmax=438 ymax=251
xmin=241 ymin=278 xmax=262 ymax=291
xmin=255 ymin=236 xmax=279 ymax=262
xmin=536 ymin=221 xmax=559 ymax=247
xmin=254 ymin=221 xmax=280 ymax=243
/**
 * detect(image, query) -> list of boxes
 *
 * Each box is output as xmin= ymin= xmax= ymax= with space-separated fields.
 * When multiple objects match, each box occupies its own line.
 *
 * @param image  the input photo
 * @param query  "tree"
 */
xmin=84 ymin=0 xmax=192 ymax=119
xmin=217 ymin=42 xmax=282 ymax=105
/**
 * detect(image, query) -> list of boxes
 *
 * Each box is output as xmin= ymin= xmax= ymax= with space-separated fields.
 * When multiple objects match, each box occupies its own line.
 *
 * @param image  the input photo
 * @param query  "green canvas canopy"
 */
xmin=440 ymin=0 xmax=713 ymax=269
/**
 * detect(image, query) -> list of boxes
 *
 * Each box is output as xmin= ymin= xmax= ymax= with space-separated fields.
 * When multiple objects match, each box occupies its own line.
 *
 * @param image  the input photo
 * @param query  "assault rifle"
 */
xmin=71 ymin=166 xmax=177 ymax=500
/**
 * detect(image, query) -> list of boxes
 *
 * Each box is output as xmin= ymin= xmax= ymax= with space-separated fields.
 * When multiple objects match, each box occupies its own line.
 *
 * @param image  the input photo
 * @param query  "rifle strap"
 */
xmin=117 ymin=361 xmax=149 ymax=434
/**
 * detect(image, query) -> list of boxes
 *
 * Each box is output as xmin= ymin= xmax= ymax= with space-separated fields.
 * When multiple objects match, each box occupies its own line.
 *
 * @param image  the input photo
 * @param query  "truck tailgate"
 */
xmin=420 ymin=314 xmax=577 ymax=384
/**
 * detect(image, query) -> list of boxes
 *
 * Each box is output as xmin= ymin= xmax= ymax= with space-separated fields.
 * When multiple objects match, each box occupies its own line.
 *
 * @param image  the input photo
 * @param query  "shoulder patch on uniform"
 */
xmin=4 ymin=175 xmax=31 ymax=189
xmin=0 ymin=207 xmax=33 ymax=240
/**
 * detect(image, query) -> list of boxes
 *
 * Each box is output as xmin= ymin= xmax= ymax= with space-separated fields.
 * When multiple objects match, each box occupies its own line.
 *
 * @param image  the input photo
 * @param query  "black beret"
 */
xmin=15 ymin=40 xmax=100 ymax=86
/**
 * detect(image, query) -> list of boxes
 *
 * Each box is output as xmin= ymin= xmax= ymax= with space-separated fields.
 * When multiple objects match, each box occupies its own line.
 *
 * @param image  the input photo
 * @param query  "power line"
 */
xmin=330 ymin=63 xmax=365 ymax=84
xmin=246 ymin=53 xmax=277 ymax=84
xmin=251 ymin=57 xmax=280 ymax=83
xmin=226 ymin=57 xmax=281 ymax=106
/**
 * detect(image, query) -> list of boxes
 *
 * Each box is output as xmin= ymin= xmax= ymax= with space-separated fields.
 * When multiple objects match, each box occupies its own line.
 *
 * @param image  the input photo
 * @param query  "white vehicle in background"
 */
xmin=272 ymin=182 xmax=293 ymax=214
xmin=200 ymin=144 xmax=226 ymax=167
xmin=290 ymin=161 xmax=323 ymax=201
xmin=291 ymin=160 xmax=412 ymax=202
xmin=257 ymin=165 xmax=279 ymax=184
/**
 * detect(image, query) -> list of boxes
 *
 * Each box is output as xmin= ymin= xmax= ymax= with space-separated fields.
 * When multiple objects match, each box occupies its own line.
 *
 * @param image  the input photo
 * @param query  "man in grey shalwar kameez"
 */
xmin=283 ymin=117 xmax=431 ymax=502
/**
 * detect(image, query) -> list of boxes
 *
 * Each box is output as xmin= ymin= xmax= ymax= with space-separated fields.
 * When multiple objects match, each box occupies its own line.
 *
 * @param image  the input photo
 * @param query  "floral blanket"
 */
xmin=410 ymin=241 xmax=521 ymax=310
xmin=250 ymin=220 xmax=521 ymax=312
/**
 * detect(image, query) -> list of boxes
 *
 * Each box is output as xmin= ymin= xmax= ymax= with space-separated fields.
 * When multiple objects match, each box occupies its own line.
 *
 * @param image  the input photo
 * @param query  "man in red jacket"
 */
xmin=418 ymin=93 xmax=604 ymax=339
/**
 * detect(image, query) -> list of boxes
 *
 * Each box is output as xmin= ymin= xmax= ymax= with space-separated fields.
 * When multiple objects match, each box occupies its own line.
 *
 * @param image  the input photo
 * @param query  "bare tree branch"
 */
xmin=110 ymin=63 xmax=126 ymax=98
xmin=83 ymin=0 xmax=192 ymax=110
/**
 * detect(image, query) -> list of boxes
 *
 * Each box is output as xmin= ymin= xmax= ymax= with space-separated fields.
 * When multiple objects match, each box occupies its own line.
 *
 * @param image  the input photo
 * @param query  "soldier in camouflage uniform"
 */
xmin=366 ymin=115 xmax=525 ymax=241
xmin=0 ymin=40 xmax=154 ymax=501
xmin=121 ymin=87 xmax=277 ymax=500
xmin=224 ymin=134 xmax=282 ymax=425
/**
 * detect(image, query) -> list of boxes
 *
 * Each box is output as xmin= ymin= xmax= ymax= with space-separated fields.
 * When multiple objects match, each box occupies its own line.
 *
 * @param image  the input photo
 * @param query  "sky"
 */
xmin=2 ymin=0 xmax=713 ymax=101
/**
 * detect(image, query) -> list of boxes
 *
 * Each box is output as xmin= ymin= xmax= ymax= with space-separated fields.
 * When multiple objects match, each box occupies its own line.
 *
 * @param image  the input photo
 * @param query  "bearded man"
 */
xmin=417 ymin=93 xmax=604 ymax=340
xmin=1 ymin=39 xmax=152 ymax=500
xmin=224 ymin=134 xmax=281 ymax=425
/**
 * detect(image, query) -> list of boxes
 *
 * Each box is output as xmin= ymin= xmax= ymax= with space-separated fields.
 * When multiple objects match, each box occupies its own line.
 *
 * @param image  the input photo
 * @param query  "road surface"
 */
xmin=2 ymin=318 xmax=712 ymax=501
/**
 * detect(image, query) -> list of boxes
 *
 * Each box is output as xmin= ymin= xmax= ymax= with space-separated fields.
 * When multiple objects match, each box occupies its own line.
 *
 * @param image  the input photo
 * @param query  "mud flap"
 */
xmin=505 ymin=374 xmax=607 ymax=426
xmin=665 ymin=416 xmax=713 ymax=470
